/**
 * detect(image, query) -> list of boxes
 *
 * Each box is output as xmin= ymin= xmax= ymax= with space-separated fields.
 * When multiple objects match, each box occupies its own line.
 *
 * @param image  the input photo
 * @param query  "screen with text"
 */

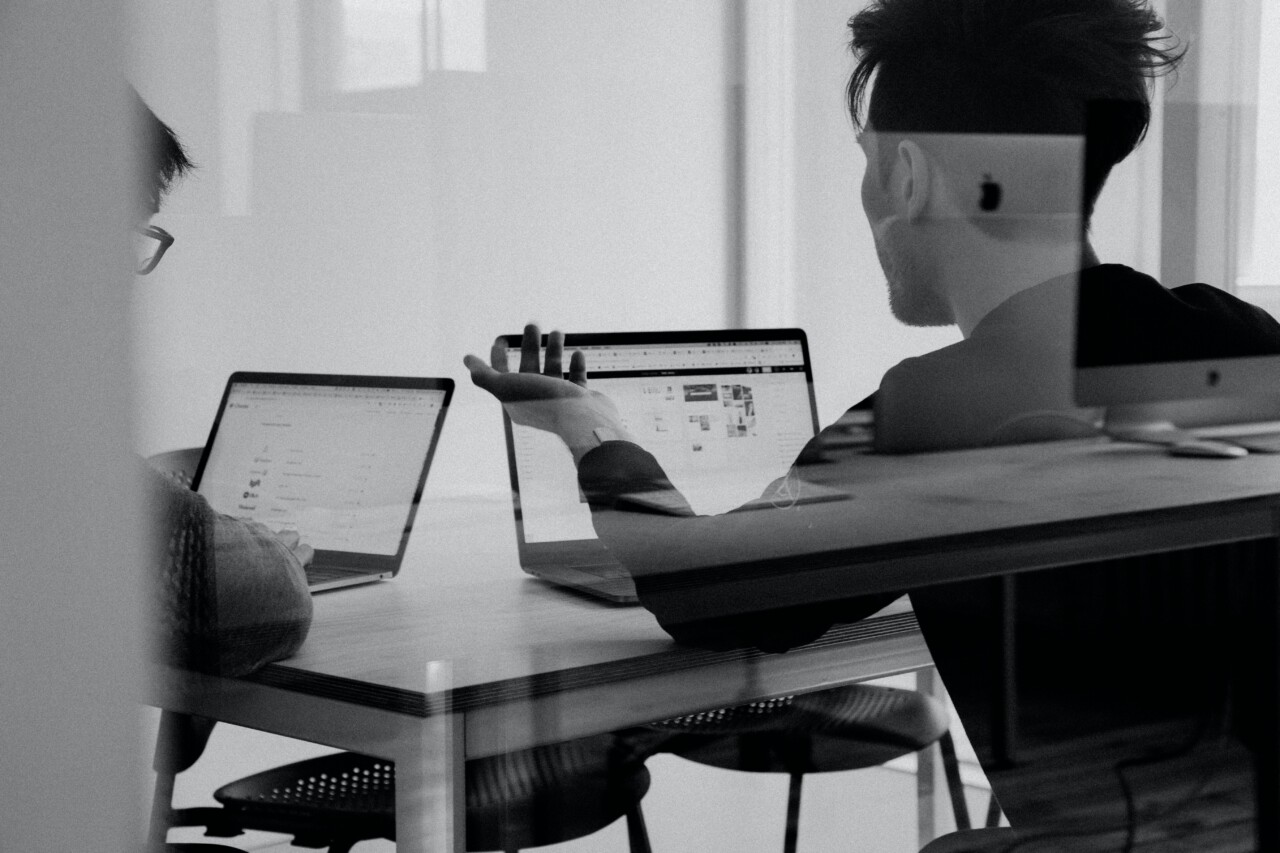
xmin=199 ymin=383 xmax=445 ymax=555
xmin=509 ymin=340 xmax=815 ymax=544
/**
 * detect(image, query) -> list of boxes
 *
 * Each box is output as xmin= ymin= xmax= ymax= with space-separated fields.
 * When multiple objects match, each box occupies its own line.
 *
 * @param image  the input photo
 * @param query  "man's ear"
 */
xmin=896 ymin=140 xmax=930 ymax=222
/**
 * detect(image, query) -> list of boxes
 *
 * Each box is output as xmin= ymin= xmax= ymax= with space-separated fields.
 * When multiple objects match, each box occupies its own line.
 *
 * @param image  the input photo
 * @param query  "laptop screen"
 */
xmin=195 ymin=376 xmax=450 ymax=558
xmin=505 ymin=332 xmax=818 ymax=546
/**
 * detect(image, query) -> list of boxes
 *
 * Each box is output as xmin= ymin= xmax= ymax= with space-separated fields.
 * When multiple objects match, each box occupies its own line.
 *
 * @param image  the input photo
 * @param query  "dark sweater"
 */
xmin=876 ymin=264 xmax=1280 ymax=452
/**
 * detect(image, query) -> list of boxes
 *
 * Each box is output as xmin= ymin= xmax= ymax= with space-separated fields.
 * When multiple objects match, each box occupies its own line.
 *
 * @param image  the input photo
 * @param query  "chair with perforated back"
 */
xmin=642 ymin=682 xmax=974 ymax=853
xmin=148 ymin=446 xmax=203 ymax=489
xmin=151 ymin=714 xmax=653 ymax=853
xmin=147 ymin=447 xmax=653 ymax=852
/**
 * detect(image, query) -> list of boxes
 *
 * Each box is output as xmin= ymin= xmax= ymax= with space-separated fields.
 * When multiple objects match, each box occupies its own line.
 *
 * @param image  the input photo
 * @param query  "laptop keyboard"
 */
xmin=306 ymin=566 xmax=362 ymax=586
xmin=589 ymin=563 xmax=632 ymax=580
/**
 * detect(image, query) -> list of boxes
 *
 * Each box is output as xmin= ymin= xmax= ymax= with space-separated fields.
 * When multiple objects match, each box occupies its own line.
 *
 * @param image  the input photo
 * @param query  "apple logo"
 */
xmin=980 ymin=173 xmax=1002 ymax=212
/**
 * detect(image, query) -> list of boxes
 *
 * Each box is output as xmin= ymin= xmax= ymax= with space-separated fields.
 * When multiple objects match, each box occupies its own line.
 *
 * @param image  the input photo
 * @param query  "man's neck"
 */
xmin=950 ymin=240 xmax=1101 ymax=338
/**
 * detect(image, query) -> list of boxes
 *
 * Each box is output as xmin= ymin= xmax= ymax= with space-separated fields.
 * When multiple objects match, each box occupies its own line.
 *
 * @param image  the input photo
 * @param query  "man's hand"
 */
xmin=464 ymin=323 xmax=636 ymax=464
xmin=250 ymin=522 xmax=314 ymax=568
xmin=275 ymin=529 xmax=315 ymax=568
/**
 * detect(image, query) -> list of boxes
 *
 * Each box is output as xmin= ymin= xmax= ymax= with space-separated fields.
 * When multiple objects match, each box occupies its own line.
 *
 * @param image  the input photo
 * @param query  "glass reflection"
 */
xmin=135 ymin=1 xmax=1280 ymax=850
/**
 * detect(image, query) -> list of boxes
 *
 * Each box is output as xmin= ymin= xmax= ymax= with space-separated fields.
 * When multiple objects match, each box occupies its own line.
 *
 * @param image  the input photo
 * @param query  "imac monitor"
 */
xmin=1073 ymin=98 xmax=1280 ymax=443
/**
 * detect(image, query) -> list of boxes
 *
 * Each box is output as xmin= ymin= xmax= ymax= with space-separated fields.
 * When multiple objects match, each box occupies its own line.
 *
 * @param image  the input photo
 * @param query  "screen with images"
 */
xmin=508 ymin=339 xmax=816 ymax=544
xmin=198 ymin=382 xmax=446 ymax=555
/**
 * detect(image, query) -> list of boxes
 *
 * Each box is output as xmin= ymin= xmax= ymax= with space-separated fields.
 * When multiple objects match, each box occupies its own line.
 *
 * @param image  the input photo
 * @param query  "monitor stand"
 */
xmin=1103 ymin=404 xmax=1249 ymax=458
xmin=1102 ymin=404 xmax=1194 ymax=445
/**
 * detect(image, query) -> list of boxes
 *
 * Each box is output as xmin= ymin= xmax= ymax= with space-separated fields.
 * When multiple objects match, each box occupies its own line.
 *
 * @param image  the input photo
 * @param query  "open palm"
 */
xmin=464 ymin=324 xmax=628 ymax=459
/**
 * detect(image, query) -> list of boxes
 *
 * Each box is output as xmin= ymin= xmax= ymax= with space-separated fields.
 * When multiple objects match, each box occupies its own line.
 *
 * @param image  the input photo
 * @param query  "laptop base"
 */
xmin=526 ymin=565 xmax=638 ymax=604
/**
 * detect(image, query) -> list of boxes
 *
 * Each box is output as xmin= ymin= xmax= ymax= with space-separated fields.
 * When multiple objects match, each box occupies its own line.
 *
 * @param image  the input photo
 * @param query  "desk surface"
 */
xmin=156 ymin=438 xmax=1280 ymax=750
xmin=244 ymin=438 xmax=1274 ymax=712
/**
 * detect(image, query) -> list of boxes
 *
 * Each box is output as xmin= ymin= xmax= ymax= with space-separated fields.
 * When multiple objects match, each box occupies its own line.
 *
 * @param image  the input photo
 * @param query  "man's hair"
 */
xmin=846 ymin=0 xmax=1184 ymax=218
xmin=130 ymin=86 xmax=194 ymax=214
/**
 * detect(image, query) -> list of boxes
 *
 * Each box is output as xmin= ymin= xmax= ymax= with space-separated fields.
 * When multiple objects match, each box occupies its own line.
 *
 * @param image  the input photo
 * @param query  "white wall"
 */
xmin=0 ymin=2 xmax=144 ymax=850
xmin=132 ymin=0 xmax=735 ymax=503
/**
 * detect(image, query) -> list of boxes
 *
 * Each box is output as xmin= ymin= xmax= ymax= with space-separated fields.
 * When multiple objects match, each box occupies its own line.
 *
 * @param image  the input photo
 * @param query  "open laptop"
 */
xmin=501 ymin=329 xmax=824 ymax=603
xmin=191 ymin=372 xmax=453 ymax=592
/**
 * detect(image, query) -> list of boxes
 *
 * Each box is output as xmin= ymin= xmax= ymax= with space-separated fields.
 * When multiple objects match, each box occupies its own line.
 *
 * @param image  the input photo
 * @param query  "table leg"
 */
xmin=1254 ymin=533 xmax=1280 ymax=853
xmin=917 ymin=666 xmax=940 ymax=847
xmin=993 ymin=574 xmax=1018 ymax=768
xmin=395 ymin=662 xmax=464 ymax=852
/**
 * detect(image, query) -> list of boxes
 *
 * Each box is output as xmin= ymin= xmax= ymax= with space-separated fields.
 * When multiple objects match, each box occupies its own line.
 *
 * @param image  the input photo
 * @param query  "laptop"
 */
xmin=501 ymin=329 xmax=825 ymax=603
xmin=191 ymin=372 xmax=454 ymax=592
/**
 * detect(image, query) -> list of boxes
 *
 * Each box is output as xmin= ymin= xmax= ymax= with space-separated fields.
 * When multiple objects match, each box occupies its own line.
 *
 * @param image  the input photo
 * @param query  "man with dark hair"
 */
xmin=847 ymin=0 xmax=1278 ymax=451
xmin=466 ymin=0 xmax=1275 ymax=838
xmin=132 ymin=89 xmax=314 ymax=678
xmin=847 ymin=0 xmax=1181 ymax=221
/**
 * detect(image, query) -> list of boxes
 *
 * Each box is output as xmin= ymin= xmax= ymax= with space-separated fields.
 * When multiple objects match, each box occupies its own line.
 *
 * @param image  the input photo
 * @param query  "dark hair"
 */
xmin=130 ymin=86 xmax=194 ymax=214
xmin=846 ymin=0 xmax=1184 ymax=218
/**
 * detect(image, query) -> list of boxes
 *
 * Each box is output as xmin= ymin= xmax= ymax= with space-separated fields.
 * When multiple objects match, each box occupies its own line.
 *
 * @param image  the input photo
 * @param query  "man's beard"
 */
xmin=873 ymin=221 xmax=953 ymax=327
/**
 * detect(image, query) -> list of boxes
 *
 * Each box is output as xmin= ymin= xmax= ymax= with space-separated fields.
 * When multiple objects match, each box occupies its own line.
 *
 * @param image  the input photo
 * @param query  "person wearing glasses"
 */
xmin=133 ymin=88 xmax=314 ymax=679
xmin=134 ymin=224 xmax=174 ymax=277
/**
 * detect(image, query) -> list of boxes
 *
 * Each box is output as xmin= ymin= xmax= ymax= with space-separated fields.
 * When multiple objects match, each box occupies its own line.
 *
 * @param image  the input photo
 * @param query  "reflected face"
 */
xmin=857 ymin=130 xmax=953 ymax=327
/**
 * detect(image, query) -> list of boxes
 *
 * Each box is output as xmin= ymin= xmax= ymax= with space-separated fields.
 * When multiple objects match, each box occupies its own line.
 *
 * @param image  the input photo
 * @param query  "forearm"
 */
xmin=208 ymin=514 xmax=313 ymax=675
xmin=578 ymin=442 xmax=896 ymax=651
xmin=148 ymin=469 xmax=313 ymax=676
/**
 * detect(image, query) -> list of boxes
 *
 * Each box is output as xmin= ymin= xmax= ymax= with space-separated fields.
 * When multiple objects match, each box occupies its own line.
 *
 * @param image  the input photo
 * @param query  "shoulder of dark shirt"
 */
xmin=1079 ymin=264 xmax=1280 ymax=365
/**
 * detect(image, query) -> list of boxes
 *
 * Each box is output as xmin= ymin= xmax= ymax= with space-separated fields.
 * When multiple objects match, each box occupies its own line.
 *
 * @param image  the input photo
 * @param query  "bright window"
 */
xmin=1239 ymin=0 xmax=1280 ymax=287
xmin=337 ymin=0 xmax=486 ymax=93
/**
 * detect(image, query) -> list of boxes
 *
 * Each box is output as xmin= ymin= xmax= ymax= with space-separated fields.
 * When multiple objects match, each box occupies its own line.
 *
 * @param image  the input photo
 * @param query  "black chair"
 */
xmin=642 ymin=683 xmax=973 ymax=853
xmin=150 ymin=712 xmax=652 ymax=852
xmin=148 ymin=446 xmax=203 ymax=488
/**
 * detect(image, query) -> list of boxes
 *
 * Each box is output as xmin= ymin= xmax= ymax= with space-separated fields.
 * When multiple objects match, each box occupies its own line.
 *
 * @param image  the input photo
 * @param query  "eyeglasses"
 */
xmin=133 ymin=224 xmax=174 ymax=275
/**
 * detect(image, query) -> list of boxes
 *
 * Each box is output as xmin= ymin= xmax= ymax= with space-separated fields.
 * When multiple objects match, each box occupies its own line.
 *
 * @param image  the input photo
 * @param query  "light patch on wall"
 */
xmin=339 ymin=0 xmax=486 ymax=93
xmin=1240 ymin=0 xmax=1279 ymax=287
xmin=437 ymin=0 xmax=486 ymax=72
xmin=339 ymin=0 xmax=425 ymax=91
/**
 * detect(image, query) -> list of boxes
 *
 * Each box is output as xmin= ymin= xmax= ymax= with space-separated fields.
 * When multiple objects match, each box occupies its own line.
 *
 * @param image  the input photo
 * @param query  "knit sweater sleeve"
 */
xmin=146 ymin=465 xmax=313 ymax=677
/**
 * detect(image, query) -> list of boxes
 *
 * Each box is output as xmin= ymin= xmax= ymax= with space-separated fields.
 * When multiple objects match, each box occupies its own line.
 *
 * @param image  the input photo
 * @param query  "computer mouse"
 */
xmin=1166 ymin=439 xmax=1248 ymax=459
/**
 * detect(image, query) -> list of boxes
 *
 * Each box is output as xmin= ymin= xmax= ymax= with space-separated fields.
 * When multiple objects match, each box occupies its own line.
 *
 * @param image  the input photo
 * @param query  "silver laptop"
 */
xmin=501 ymin=330 xmax=823 ymax=603
xmin=192 ymin=372 xmax=453 ymax=591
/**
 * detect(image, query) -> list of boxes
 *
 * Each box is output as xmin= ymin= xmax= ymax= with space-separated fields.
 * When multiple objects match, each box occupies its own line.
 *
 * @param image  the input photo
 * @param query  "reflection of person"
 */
xmin=134 ymin=89 xmax=313 ymax=677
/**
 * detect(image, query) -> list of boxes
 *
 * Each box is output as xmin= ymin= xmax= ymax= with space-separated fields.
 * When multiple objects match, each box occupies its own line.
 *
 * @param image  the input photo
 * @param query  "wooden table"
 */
xmin=150 ymin=437 xmax=1280 ymax=851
